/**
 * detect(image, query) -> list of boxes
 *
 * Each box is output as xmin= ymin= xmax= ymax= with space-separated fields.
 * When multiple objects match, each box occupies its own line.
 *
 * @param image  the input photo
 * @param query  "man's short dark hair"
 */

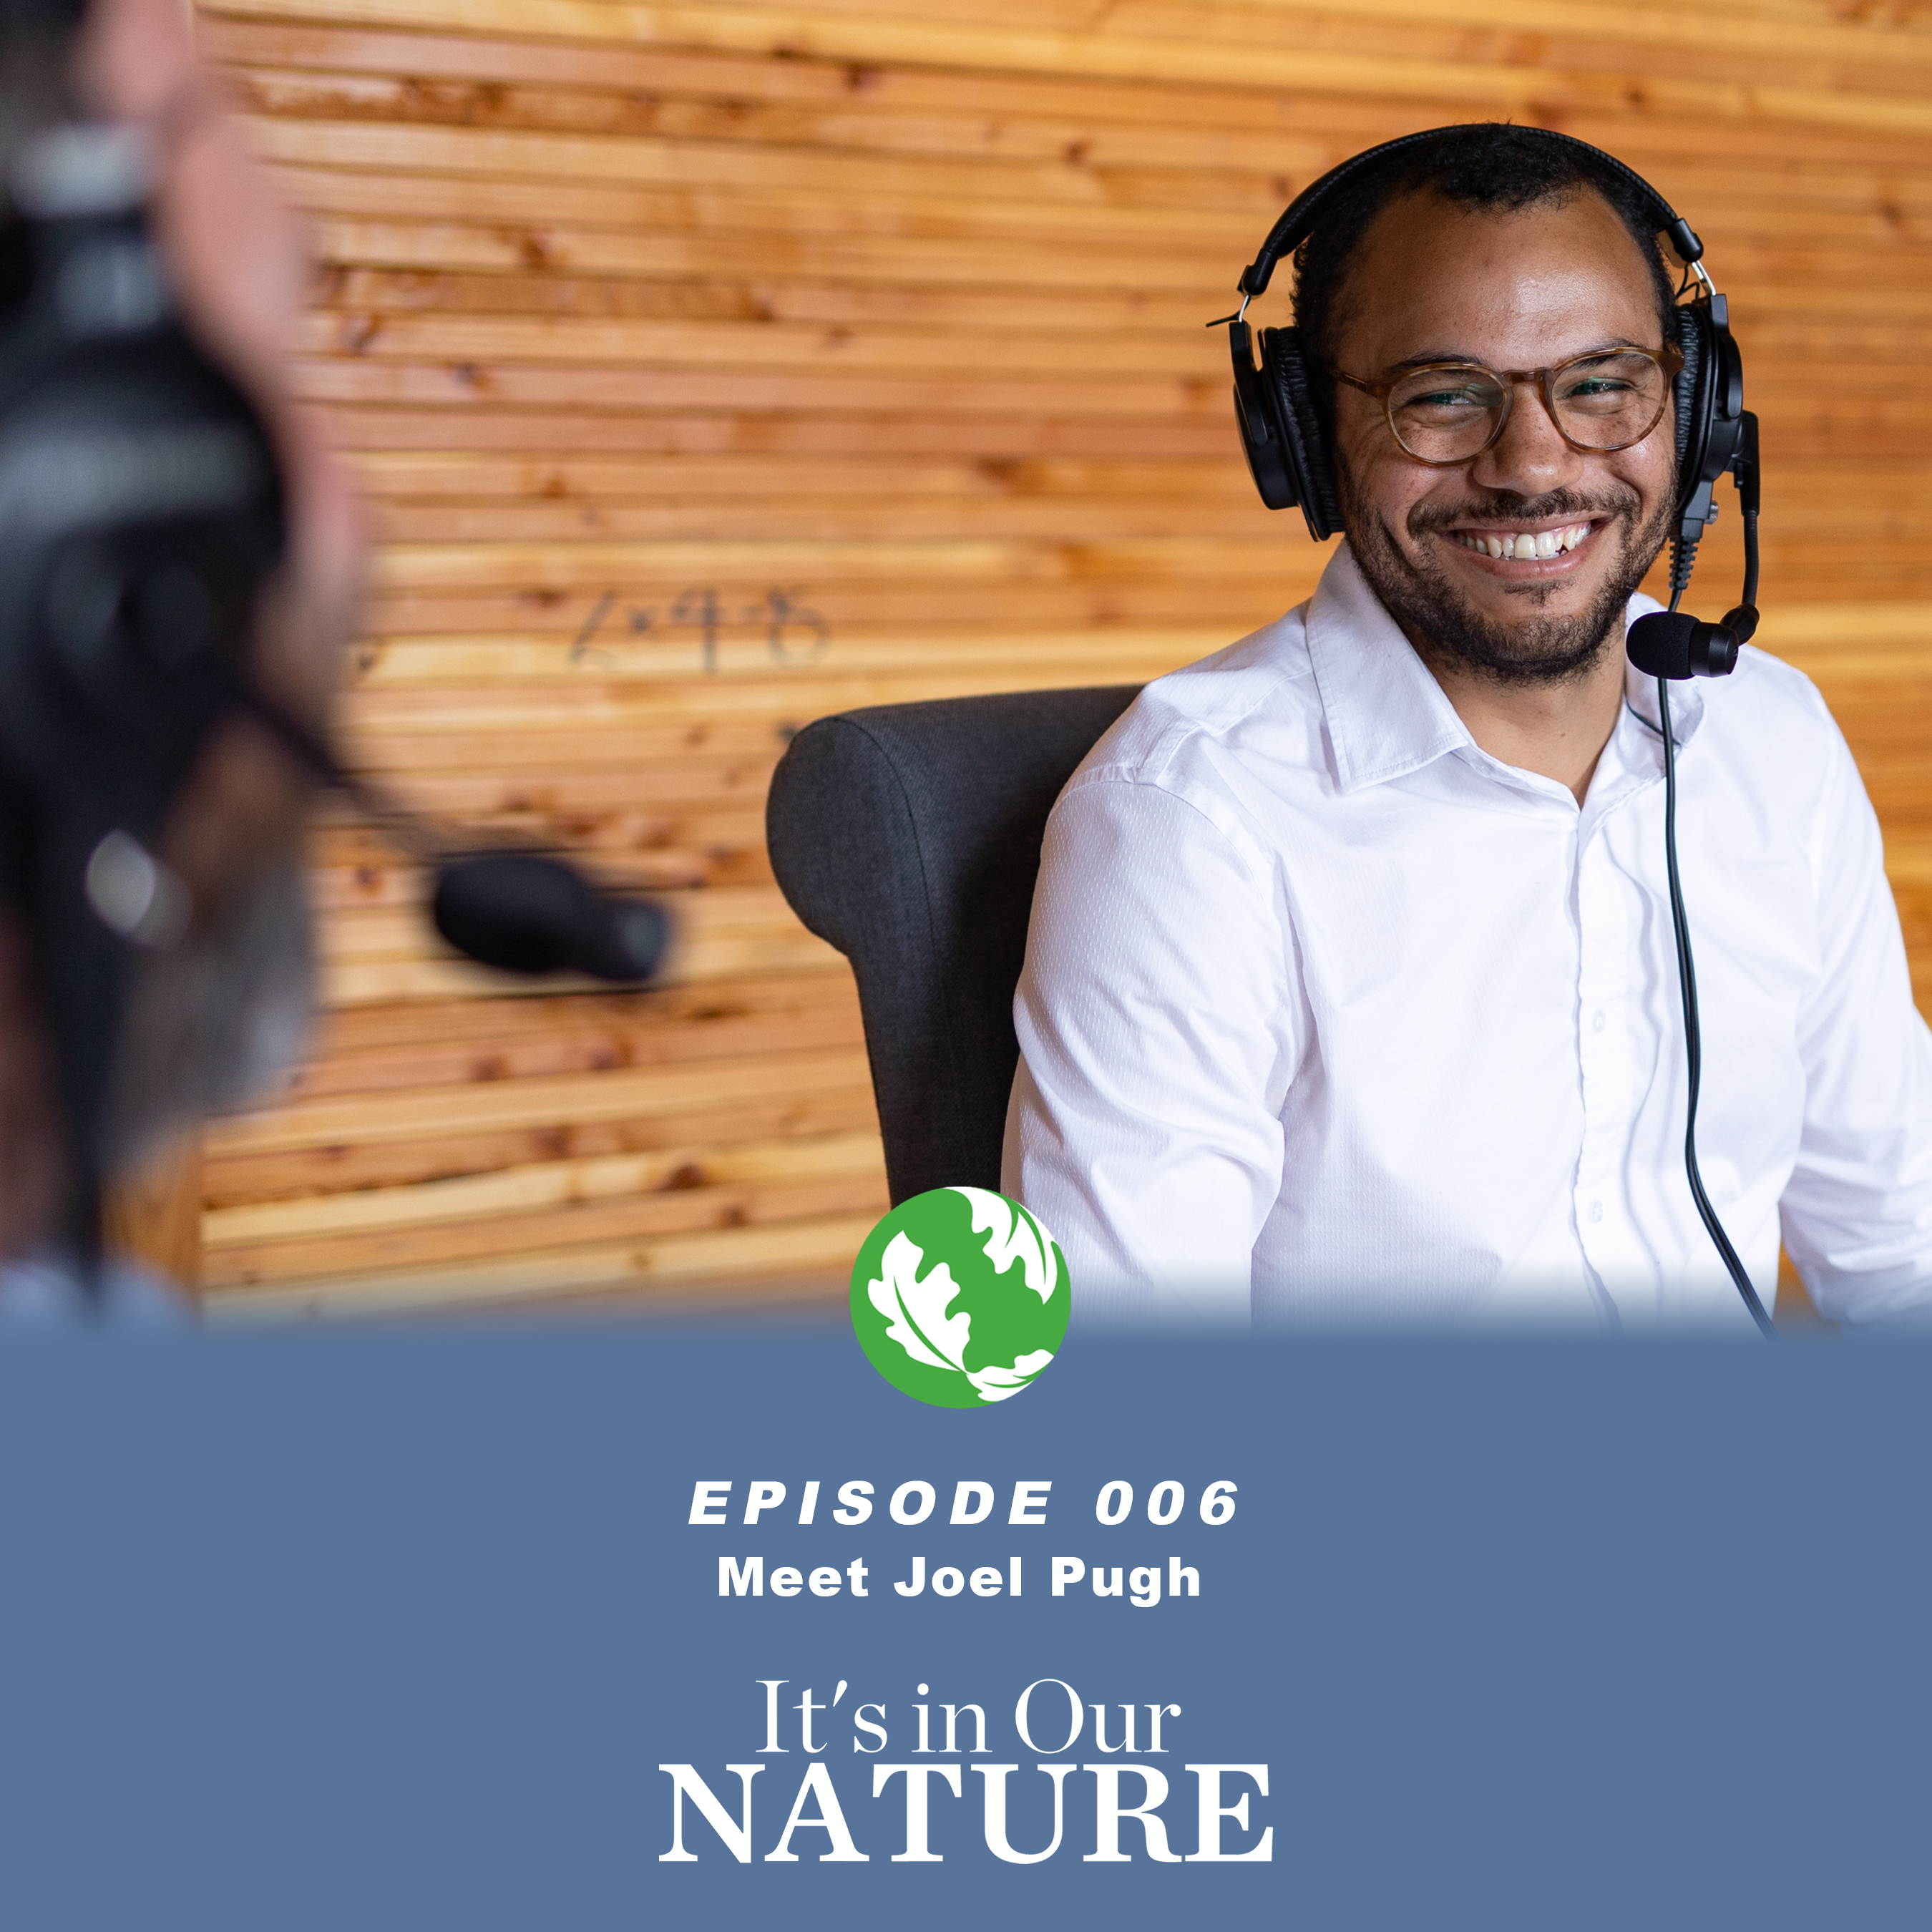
xmin=1291 ymin=122 xmax=1681 ymax=380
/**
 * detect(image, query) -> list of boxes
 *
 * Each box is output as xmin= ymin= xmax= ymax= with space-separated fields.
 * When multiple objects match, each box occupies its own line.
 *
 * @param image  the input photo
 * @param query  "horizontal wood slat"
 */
xmin=220 ymin=59 xmax=1932 ymax=190
xmin=205 ymin=1089 xmax=884 ymax=1208
xmin=205 ymin=0 xmax=1932 ymax=136
xmin=293 ymin=314 xmax=1932 ymax=381
xmin=195 ymin=0 xmax=1932 ymax=1314
xmin=203 ymin=1211 xmax=883 ymax=1319
xmin=208 ymin=0 xmax=1932 ymax=82
xmin=243 ymin=111 xmax=1932 ymax=241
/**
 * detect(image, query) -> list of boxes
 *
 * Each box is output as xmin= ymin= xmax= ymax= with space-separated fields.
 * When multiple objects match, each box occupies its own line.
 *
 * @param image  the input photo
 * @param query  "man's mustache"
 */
xmin=1406 ymin=488 xmax=1641 ymax=536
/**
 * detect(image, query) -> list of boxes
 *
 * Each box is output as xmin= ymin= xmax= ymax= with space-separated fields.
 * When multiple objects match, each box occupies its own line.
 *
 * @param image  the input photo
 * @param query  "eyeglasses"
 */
xmin=1333 ymin=344 xmax=1684 ymax=464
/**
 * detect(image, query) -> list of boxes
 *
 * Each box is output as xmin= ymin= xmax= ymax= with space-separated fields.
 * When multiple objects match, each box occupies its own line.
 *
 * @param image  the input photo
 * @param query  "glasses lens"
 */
xmin=1386 ymin=366 xmax=1510 ymax=461
xmin=1550 ymin=351 xmax=1669 ymax=450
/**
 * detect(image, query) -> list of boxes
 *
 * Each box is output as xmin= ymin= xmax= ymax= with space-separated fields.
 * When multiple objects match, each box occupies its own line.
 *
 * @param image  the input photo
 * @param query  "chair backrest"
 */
xmin=767 ymin=686 xmax=1142 ymax=1204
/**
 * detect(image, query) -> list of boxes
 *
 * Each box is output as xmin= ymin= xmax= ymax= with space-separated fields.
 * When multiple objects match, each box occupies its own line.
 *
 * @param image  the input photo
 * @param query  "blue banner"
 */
xmin=0 ymin=1326 xmax=1923 ymax=1928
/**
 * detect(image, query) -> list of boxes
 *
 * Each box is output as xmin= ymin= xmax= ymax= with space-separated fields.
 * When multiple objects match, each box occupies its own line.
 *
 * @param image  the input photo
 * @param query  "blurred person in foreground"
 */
xmin=1004 ymin=125 xmax=1932 ymax=1333
xmin=0 ymin=0 xmax=359 ymax=1318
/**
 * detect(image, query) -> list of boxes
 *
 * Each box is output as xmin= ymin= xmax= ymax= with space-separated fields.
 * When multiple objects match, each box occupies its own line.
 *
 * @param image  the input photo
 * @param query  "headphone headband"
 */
xmin=1224 ymin=122 xmax=1741 ymax=553
xmin=1235 ymin=125 xmax=1704 ymax=302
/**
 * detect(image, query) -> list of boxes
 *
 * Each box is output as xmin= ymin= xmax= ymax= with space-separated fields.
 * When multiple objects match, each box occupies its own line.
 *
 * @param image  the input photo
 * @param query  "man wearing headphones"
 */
xmin=1002 ymin=122 xmax=1932 ymax=1331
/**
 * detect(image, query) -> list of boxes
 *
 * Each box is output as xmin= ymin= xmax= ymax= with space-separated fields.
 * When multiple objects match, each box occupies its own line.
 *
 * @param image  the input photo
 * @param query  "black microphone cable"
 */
xmin=1655 ymin=555 xmax=1775 ymax=1337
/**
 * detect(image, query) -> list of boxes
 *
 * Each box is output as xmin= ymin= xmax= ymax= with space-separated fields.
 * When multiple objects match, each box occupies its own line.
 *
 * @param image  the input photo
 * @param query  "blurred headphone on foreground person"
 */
xmin=0 ymin=0 xmax=355 ymax=1309
xmin=0 ymin=0 xmax=665 ymax=1312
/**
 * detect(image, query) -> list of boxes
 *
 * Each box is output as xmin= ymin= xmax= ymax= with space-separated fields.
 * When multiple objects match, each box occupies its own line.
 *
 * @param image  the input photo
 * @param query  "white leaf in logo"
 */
xmin=965 ymin=1348 xmax=1057 ymax=1404
xmin=868 ymin=1231 xmax=972 ymax=1375
xmin=950 ymin=1188 xmax=1058 ymax=1304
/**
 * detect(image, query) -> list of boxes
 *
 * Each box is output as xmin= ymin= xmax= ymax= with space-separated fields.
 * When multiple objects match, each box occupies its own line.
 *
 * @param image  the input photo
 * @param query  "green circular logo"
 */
xmin=851 ymin=1188 xmax=1070 ymax=1407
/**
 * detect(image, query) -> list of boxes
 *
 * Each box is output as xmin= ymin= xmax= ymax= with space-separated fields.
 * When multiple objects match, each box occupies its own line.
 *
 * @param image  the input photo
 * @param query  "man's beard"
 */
xmin=1342 ymin=479 xmax=1674 ymax=688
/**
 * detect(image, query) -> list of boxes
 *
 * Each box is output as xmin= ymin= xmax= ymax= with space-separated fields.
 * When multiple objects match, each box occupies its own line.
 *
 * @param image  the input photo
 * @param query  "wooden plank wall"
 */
xmin=192 ymin=0 xmax=1932 ymax=1317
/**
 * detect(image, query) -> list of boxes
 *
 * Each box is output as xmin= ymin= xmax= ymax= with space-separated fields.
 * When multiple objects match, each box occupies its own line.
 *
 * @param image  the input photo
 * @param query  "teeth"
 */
xmin=1452 ymin=523 xmax=1590 ymax=560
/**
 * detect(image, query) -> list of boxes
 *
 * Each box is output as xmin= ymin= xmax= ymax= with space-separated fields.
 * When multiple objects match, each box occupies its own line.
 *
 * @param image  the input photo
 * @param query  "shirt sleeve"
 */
xmin=1001 ymin=772 xmax=1301 ymax=1330
xmin=1778 ymin=726 xmax=1932 ymax=1322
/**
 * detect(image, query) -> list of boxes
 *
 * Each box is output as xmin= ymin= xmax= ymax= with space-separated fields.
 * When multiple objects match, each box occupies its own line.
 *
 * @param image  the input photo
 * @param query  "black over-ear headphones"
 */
xmin=1221 ymin=125 xmax=1760 ymax=667
xmin=1219 ymin=126 xmax=1775 ymax=1332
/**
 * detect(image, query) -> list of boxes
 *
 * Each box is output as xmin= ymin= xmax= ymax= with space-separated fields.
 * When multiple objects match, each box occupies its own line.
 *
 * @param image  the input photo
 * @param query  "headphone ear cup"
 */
xmin=1262 ymin=326 xmax=1342 ymax=542
xmin=1673 ymin=301 xmax=1712 ymax=525
xmin=1231 ymin=331 xmax=1297 ymax=512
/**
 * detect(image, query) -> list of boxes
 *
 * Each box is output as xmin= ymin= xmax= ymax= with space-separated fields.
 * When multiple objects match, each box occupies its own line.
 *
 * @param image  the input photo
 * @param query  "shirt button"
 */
xmin=1592 ymin=1009 xmax=1606 ymax=1033
xmin=1589 ymin=1201 xmax=1604 ymax=1224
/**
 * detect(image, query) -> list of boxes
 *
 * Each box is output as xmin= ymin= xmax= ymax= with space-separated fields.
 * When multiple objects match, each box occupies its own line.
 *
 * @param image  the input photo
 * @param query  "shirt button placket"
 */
xmin=1574 ymin=831 xmax=1631 ymax=1277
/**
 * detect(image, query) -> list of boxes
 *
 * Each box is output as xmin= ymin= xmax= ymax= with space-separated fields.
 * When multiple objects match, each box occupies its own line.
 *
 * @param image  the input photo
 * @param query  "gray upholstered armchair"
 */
xmin=766 ymin=686 xmax=1141 ymax=1204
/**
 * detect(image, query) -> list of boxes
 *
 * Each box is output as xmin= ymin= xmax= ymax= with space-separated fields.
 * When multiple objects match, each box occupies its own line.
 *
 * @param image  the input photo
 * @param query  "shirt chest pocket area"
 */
xmin=1672 ymin=849 xmax=1821 ymax=1025
xmin=1654 ymin=849 xmax=1818 ymax=1150
xmin=1287 ymin=826 xmax=1584 ymax=1093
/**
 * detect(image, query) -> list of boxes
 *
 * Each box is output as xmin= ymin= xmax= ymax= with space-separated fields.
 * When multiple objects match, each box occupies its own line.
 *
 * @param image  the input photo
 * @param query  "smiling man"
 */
xmin=1002 ymin=123 xmax=1932 ymax=1332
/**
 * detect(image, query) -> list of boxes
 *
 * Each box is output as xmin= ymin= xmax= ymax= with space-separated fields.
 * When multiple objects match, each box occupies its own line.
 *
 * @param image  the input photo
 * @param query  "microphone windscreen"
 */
xmin=431 ymin=852 xmax=669 ymax=983
xmin=1626 ymin=611 xmax=1740 ymax=680
xmin=1626 ymin=610 xmax=1698 ymax=679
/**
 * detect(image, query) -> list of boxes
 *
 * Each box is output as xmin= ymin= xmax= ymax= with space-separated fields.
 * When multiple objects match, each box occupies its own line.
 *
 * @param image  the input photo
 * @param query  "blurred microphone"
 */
xmin=432 ymin=851 xmax=668 ymax=984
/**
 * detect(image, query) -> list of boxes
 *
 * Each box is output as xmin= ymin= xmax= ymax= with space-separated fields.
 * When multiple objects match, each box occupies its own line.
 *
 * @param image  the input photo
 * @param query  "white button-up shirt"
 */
xmin=1004 ymin=544 xmax=1932 ymax=1332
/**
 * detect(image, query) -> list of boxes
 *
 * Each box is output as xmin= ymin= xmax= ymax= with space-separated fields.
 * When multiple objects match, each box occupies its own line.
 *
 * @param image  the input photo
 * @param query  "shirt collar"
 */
xmin=1304 ymin=542 xmax=1471 ymax=794
xmin=1303 ymin=542 xmax=1704 ymax=796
